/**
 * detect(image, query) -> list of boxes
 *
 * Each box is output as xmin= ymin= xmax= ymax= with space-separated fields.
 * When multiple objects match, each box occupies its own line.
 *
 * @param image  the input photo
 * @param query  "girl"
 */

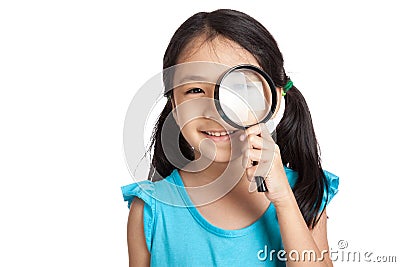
xmin=122 ymin=9 xmax=339 ymax=267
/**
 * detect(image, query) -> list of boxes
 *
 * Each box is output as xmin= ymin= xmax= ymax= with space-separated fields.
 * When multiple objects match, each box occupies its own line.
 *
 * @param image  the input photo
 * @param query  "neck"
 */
xmin=179 ymin=154 xmax=259 ymax=206
xmin=181 ymin=152 xmax=247 ymax=187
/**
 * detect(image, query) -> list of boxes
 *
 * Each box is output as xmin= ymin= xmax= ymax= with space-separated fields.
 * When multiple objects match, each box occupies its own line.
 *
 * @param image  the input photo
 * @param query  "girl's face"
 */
xmin=172 ymin=36 xmax=268 ymax=164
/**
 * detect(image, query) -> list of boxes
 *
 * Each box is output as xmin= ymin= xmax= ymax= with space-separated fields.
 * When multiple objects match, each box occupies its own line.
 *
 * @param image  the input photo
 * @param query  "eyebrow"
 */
xmin=177 ymin=75 xmax=213 ymax=85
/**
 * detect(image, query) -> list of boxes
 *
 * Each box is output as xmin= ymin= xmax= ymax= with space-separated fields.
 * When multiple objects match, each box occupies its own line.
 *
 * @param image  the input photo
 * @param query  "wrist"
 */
xmin=270 ymin=188 xmax=297 ymax=210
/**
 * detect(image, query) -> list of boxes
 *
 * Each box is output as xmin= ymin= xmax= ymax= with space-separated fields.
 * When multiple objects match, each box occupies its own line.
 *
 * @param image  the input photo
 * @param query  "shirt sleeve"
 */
xmin=121 ymin=180 xmax=156 ymax=252
xmin=321 ymin=170 xmax=339 ymax=211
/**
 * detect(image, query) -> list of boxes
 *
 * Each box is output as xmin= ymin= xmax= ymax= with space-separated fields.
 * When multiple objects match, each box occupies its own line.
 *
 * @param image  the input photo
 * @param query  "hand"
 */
xmin=241 ymin=123 xmax=293 ymax=204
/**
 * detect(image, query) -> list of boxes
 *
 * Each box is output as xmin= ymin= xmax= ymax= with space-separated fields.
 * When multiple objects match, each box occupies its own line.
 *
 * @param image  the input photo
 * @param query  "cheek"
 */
xmin=230 ymin=136 xmax=245 ymax=158
xmin=179 ymin=121 xmax=201 ymax=145
xmin=173 ymin=97 xmax=214 ymax=125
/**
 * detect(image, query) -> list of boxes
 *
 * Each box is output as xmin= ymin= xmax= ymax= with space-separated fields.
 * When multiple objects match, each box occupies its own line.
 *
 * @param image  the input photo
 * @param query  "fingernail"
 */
xmin=240 ymin=134 xmax=245 ymax=141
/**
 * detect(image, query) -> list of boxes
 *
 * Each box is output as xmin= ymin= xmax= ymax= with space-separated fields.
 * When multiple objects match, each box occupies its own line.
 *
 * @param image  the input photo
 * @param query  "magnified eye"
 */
xmin=231 ymin=84 xmax=246 ymax=90
xmin=185 ymin=87 xmax=205 ymax=94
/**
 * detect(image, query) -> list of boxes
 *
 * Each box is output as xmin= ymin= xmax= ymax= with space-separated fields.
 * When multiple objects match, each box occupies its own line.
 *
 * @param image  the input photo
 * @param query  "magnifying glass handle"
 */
xmin=252 ymin=161 xmax=268 ymax=192
xmin=255 ymin=176 xmax=268 ymax=192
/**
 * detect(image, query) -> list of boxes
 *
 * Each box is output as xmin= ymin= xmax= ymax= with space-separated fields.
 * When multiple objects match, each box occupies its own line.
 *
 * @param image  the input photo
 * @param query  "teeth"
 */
xmin=204 ymin=130 xmax=234 ymax=136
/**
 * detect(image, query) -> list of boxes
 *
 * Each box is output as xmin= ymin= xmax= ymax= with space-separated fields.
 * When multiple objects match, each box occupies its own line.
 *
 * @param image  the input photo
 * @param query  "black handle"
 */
xmin=252 ymin=160 xmax=268 ymax=192
xmin=255 ymin=176 xmax=268 ymax=192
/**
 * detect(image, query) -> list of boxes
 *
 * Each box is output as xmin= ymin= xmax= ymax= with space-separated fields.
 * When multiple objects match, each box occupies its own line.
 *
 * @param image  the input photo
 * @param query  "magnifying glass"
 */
xmin=214 ymin=64 xmax=277 ymax=192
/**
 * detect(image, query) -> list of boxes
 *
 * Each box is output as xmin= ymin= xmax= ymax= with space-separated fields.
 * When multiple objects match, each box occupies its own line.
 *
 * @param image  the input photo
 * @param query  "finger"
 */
xmin=248 ymin=179 xmax=258 ymax=193
xmin=244 ymin=134 xmax=275 ymax=151
xmin=246 ymin=165 xmax=257 ymax=179
xmin=245 ymin=134 xmax=264 ymax=150
xmin=246 ymin=167 xmax=259 ymax=193
xmin=242 ymin=150 xmax=252 ymax=169
xmin=246 ymin=161 xmax=270 ymax=185
xmin=242 ymin=150 xmax=257 ymax=169
xmin=244 ymin=149 xmax=262 ymax=164
xmin=246 ymin=165 xmax=268 ymax=185
xmin=243 ymin=123 xmax=263 ymax=137
xmin=243 ymin=123 xmax=273 ymax=141
xmin=243 ymin=145 xmax=275 ymax=163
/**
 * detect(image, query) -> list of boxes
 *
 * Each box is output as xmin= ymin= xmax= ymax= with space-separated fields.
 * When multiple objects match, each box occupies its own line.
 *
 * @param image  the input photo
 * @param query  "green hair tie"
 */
xmin=282 ymin=80 xmax=293 ymax=96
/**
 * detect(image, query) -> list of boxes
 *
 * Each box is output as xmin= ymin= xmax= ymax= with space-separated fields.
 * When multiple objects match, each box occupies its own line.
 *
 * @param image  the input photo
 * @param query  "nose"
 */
xmin=201 ymin=97 xmax=236 ymax=130
xmin=201 ymin=97 xmax=220 ymax=120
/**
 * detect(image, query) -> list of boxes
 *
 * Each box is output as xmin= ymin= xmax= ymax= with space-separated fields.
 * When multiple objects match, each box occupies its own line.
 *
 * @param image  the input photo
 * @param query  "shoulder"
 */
xmin=122 ymin=179 xmax=156 ymax=252
xmin=121 ymin=180 xmax=155 ymax=208
xmin=322 ymin=169 xmax=339 ymax=206
xmin=128 ymin=196 xmax=146 ymax=219
xmin=284 ymin=166 xmax=340 ymax=207
xmin=121 ymin=170 xmax=184 ymax=251
xmin=121 ymin=169 xmax=184 ymax=209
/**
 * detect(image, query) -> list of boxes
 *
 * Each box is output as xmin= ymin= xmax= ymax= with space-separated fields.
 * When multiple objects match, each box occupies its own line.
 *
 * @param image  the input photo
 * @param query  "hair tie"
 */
xmin=282 ymin=80 xmax=293 ymax=96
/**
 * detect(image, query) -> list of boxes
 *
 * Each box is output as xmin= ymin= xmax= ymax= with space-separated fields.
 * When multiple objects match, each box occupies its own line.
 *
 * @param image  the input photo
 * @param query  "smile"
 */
xmin=200 ymin=130 xmax=238 ymax=142
xmin=202 ymin=130 xmax=235 ymax=136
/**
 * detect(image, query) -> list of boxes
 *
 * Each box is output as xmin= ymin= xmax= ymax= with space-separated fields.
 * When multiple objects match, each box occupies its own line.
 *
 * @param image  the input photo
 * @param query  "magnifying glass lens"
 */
xmin=219 ymin=68 xmax=273 ymax=127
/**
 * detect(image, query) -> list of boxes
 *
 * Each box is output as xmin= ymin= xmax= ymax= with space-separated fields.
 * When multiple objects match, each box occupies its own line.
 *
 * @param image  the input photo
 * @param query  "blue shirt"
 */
xmin=121 ymin=167 xmax=339 ymax=266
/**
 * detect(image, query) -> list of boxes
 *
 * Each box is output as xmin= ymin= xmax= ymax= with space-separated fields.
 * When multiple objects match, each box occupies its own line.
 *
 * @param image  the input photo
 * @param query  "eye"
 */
xmin=185 ymin=87 xmax=205 ymax=94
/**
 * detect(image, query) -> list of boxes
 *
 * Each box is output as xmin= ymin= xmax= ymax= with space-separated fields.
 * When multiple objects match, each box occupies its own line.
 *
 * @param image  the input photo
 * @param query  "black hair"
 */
xmin=147 ymin=9 xmax=328 ymax=228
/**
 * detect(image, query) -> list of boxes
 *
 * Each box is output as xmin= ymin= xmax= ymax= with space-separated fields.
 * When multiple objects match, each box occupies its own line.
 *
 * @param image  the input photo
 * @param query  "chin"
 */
xmin=200 ymin=149 xmax=242 ymax=164
xmin=189 ymin=133 xmax=244 ymax=163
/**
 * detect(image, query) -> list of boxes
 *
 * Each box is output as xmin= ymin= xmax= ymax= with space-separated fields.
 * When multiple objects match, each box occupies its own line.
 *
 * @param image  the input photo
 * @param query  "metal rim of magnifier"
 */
xmin=214 ymin=64 xmax=278 ymax=130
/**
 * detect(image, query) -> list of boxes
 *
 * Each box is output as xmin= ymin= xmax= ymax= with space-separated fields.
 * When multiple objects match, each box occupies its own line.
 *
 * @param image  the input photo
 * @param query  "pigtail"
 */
xmin=276 ymin=85 xmax=329 ymax=227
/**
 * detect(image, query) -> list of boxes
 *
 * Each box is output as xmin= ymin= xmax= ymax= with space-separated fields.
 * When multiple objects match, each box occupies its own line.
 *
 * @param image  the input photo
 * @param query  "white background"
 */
xmin=1 ymin=0 xmax=399 ymax=266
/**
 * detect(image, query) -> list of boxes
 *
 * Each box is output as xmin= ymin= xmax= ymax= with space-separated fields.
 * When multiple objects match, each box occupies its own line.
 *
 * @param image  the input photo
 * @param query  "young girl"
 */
xmin=122 ymin=9 xmax=339 ymax=266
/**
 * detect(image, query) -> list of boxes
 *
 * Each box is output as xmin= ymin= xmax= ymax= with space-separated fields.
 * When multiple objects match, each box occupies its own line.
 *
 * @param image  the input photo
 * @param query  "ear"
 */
xmin=276 ymin=87 xmax=283 ymax=101
xmin=169 ymin=96 xmax=179 ymax=125
xmin=272 ymin=87 xmax=283 ymax=118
